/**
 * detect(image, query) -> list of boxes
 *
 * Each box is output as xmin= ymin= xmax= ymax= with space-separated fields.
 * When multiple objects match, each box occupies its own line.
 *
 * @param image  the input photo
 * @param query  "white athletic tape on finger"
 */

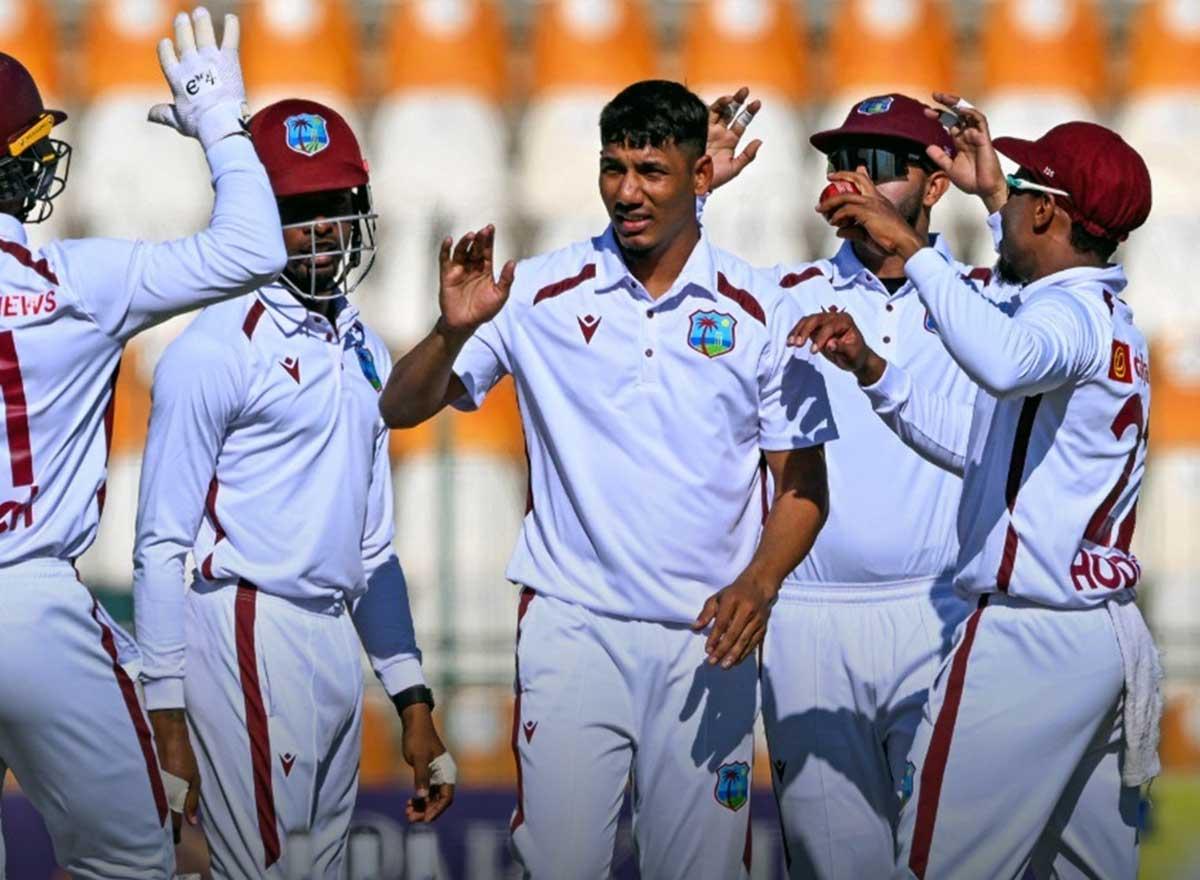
xmin=162 ymin=770 xmax=189 ymax=813
xmin=429 ymin=752 xmax=458 ymax=786
xmin=953 ymin=98 xmax=976 ymax=112
xmin=733 ymin=108 xmax=756 ymax=130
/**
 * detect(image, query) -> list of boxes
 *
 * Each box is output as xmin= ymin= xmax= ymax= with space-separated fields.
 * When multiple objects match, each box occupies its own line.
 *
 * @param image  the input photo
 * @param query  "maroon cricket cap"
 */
xmin=810 ymin=93 xmax=955 ymax=158
xmin=0 ymin=53 xmax=67 ymax=147
xmin=993 ymin=122 xmax=1151 ymax=242
xmin=247 ymin=99 xmax=369 ymax=198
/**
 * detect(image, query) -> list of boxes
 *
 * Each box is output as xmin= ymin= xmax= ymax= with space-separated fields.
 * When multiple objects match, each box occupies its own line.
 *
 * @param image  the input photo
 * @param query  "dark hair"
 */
xmin=1069 ymin=221 xmax=1118 ymax=261
xmin=599 ymin=80 xmax=708 ymax=158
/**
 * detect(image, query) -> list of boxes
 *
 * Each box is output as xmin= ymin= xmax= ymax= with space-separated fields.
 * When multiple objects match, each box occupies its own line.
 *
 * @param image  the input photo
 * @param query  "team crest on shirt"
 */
xmin=899 ymin=760 xmax=916 ymax=805
xmin=923 ymin=308 xmax=939 ymax=334
xmin=688 ymin=310 xmax=737 ymax=359
xmin=284 ymin=114 xmax=330 ymax=156
xmin=714 ymin=761 xmax=750 ymax=812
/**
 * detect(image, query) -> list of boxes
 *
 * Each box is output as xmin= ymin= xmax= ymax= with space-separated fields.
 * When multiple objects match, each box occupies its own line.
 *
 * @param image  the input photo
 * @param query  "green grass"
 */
xmin=1141 ymin=774 xmax=1200 ymax=879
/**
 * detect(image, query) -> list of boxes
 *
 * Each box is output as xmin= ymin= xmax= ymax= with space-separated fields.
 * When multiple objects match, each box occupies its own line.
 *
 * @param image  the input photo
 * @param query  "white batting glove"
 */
xmin=148 ymin=7 xmax=248 ymax=150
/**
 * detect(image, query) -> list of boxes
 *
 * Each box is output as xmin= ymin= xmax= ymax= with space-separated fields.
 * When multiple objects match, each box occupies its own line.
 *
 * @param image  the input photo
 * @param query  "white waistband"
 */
xmin=191 ymin=577 xmax=347 ymax=618
xmin=778 ymin=575 xmax=956 ymax=604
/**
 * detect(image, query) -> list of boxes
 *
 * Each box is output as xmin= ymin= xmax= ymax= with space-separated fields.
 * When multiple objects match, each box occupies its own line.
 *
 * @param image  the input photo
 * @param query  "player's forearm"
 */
xmin=380 ymin=320 xmax=473 ymax=428
xmin=132 ymin=549 xmax=190 ymax=710
xmin=743 ymin=448 xmax=829 ymax=588
xmin=862 ymin=363 xmax=970 ymax=476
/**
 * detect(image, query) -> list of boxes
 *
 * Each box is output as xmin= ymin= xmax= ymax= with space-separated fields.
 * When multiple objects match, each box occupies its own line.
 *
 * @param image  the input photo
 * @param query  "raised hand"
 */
xmin=923 ymin=93 xmax=1007 ymax=212
xmin=148 ymin=7 xmax=248 ymax=149
xmin=816 ymin=168 xmax=926 ymax=259
xmin=438 ymin=225 xmax=516 ymax=335
xmin=706 ymin=87 xmax=763 ymax=191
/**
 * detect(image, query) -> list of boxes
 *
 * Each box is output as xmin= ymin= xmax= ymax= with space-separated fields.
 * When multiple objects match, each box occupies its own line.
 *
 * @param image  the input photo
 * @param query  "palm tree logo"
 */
xmin=689 ymin=310 xmax=736 ymax=358
xmin=284 ymin=114 xmax=330 ymax=156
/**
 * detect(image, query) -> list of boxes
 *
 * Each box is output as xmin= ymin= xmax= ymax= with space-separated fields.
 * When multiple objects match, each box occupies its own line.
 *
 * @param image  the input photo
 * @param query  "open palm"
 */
xmin=439 ymin=225 xmax=515 ymax=333
xmin=706 ymin=87 xmax=763 ymax=191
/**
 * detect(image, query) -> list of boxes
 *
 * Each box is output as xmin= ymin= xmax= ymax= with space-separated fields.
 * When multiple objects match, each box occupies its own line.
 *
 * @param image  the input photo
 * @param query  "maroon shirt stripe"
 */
xmin=996 ymin=395 xmax=1042 ymax=590
xmin=532 ymin=264 xmax=596 ymax=306
xmin=235 ymin=582 xmax=281 ymax=867
xmin=510 ymin=587 xmax=536 ymax=833
xmin=242 ymin=299 xmax=267 ymax=339
xmin=90 ymin=597 xmax=169 ymax=826
xmin=908 ymin=598 xmax=988 ymax=878
xmin=0 ymin=330 xmax=34 ymax=487
xmin=716 ymin=273 xmax=765 ymax=325
xmin=779 ymin=267 xmax=824 ymax=288
xmin=0 ymin=239 xmax=59 ymax=285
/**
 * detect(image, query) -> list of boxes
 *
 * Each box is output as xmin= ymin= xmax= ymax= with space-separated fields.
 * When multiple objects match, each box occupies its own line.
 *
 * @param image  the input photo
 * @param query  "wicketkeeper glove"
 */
xmin=148 ymin=7 xmax=248 ymax=150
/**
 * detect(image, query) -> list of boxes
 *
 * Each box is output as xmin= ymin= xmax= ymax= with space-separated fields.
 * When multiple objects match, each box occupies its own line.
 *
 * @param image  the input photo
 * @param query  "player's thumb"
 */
xmin=147 ymin=103 xmax=181 ymax=131
xmin=413 ymin=756 xmax=432 ymax=798
xmin=185 ymin=779 xmax=201 ymax=826
xmin=692 ymin=594 xmax=719 ymax=631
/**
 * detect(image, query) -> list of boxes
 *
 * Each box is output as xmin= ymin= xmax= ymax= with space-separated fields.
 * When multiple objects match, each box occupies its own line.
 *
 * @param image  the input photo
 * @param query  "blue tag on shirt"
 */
xmin=355 ymin=344 xmax=382 ymax=391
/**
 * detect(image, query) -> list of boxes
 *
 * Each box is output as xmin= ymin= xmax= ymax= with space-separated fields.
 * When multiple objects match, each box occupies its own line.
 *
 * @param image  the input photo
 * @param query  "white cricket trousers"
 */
xmin=761 ymin=581 xmax=970 ymax=880
xmin=509 ymin=588 xmax=757 ymax=880
xmin=896 ymin=593 xmax=1140 ymax=879
xmin=0 ymin=559 xmax=173 ymax=879
xmin=185 ymin=580 xmax=364 ymax=880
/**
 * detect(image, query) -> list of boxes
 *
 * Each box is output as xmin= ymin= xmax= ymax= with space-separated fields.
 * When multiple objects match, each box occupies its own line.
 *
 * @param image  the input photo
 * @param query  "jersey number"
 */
xmin=1083 ymin=394 xmax=1146 ymax=551
xmin=0 ymin=330 xmax=34 ymax=487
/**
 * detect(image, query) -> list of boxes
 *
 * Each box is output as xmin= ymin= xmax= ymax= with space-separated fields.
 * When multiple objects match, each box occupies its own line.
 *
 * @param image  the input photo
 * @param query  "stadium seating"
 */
xmin=238 ymin=0 xmax=362 ymax=109
xmin=362 ymin=0 xmax=512 ymax=350
xmin=954 ymin=0 xmax=1108 ymax=261
xmin=809 ymin=0 xmax=956 ymax=257
xmin=516 ymin=0 xmax=657 ymax=254
xmin=681 ymin=0 xmax=811 ymax=267
xmin=1116 ymin=0 xmax=1200 ymax=686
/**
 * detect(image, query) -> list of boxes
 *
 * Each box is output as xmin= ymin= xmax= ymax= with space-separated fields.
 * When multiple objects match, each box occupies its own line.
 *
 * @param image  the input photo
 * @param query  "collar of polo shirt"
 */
xmin=257 ymin=283 xmax=360 ymax=337
xmin=592 ymin=225 xmax=722 ymax=304
xmin=829 ymin=232 xmax=954 ymax=293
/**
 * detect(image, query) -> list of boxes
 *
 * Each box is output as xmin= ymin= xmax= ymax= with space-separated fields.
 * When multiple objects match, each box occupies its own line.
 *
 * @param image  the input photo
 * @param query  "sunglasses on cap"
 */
xmin=827 ymin=144 xmax=933 ymax=183
xmin=1005 ymin=173 xmax=1070 ymax=200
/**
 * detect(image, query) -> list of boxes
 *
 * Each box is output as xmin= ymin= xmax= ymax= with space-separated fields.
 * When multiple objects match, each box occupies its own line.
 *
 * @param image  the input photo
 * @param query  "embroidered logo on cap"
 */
xmin=857 ymin=96 xmax=894 ymax=115
xmin=284 ymin=114 xmax=330 ymax=156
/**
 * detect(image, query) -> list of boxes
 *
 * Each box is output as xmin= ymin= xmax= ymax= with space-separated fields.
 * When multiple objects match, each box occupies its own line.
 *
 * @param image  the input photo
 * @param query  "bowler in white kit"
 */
xmin=0 ymin=8 xmax=285 ymax=878
xmin=798 ymin=95 xmax=1160 ymax=879
xmin=133 ymin=99 xmax=454 ymax=879
xmin=380 ymin=80 xmax=835 ymax=878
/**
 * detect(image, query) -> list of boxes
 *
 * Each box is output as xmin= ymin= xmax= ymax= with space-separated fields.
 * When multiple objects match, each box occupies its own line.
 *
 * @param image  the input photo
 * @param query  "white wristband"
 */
xmin=429 ymin=751 xmax=458 ymax=786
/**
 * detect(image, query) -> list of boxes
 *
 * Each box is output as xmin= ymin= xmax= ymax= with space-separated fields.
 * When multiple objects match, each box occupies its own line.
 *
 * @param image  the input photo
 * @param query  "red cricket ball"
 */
xmin=820 ymin=180 xmax=861 ymax=204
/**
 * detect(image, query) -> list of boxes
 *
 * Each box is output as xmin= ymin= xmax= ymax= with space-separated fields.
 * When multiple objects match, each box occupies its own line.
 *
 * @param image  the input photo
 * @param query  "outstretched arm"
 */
xmin=789 ymin=310 xmax=973 ymax=475
xmin=380 ymin=225 xmax=515 ymax=428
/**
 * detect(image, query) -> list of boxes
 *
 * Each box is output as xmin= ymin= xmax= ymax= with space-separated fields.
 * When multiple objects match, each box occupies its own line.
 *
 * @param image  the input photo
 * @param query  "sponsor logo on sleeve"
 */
xmin=1109 ymin=340 xmax=1133 ymax=384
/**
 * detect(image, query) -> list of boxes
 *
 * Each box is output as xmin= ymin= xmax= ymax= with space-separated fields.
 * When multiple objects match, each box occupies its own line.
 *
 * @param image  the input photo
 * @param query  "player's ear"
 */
xmin=924 ymin=169 xmax=951 ymax=208
xmin=693 ymin=151 xmax=714 ymax=197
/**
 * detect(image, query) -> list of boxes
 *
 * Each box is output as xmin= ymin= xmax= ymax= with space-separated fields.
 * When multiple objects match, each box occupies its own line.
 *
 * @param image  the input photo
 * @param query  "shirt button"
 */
xmin=886 ymin=304 xmax=894 ymax=312
xmin=645 ymin=348 xmax=654 ymax=357
xmin=882 ymin=335 xmax=892 ymax=344
xmin=646 ymin=309 xmax=654 ymax=318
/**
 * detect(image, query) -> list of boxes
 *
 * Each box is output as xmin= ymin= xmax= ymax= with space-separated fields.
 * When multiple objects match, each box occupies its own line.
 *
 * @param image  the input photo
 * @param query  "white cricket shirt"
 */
xmin=134 ymin=288 xmax=424 ymax=709
xmin=0 ymin=136 xmax=284 ymax=567
xmin=452 ymin=228 xmax=837 ymax=624
xmin=776 ymin=237 xmax=1019 ymax=595
xmin=864 ymin=247 xmax=1149 ymax=609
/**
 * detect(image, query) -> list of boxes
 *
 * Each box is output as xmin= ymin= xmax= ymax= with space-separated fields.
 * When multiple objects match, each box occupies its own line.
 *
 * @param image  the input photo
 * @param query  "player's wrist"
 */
xmin=854 ymin=351 xmax=887 ymax=387
xmin=434 ymin=315 xmax=477 ymax=346
xmin=393 ymin=684 xmax=435 ymax=719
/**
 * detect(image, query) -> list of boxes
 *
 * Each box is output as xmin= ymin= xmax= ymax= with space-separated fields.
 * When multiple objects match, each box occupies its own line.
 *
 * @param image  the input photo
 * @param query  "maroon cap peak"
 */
xmin=994 ymin=121 xmax=1151 ymax=242
xmin=810 ymin=93 xmax=955 ymax=158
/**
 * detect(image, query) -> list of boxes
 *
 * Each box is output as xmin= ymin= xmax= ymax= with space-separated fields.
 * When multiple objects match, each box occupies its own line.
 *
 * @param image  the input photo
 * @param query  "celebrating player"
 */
xmin=380 ymin=80 xmax=834 ymax=879
xmin=705 ymin=91 xmax=1017 ymax=878
xmin=795 ymin=96 xmax=1159 ymax=878
xmin=133 ymin=99 xmax=453 ymax=878
xmin=0 ymin=8 xmax=285 ymax=878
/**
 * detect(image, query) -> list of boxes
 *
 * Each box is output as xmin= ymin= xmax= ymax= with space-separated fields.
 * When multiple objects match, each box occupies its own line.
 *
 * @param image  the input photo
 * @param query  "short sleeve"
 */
xmin=451 ymin=314 xmax=510 ymax=411
xmin=757 ymin=290 xmax=838 ymax=451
